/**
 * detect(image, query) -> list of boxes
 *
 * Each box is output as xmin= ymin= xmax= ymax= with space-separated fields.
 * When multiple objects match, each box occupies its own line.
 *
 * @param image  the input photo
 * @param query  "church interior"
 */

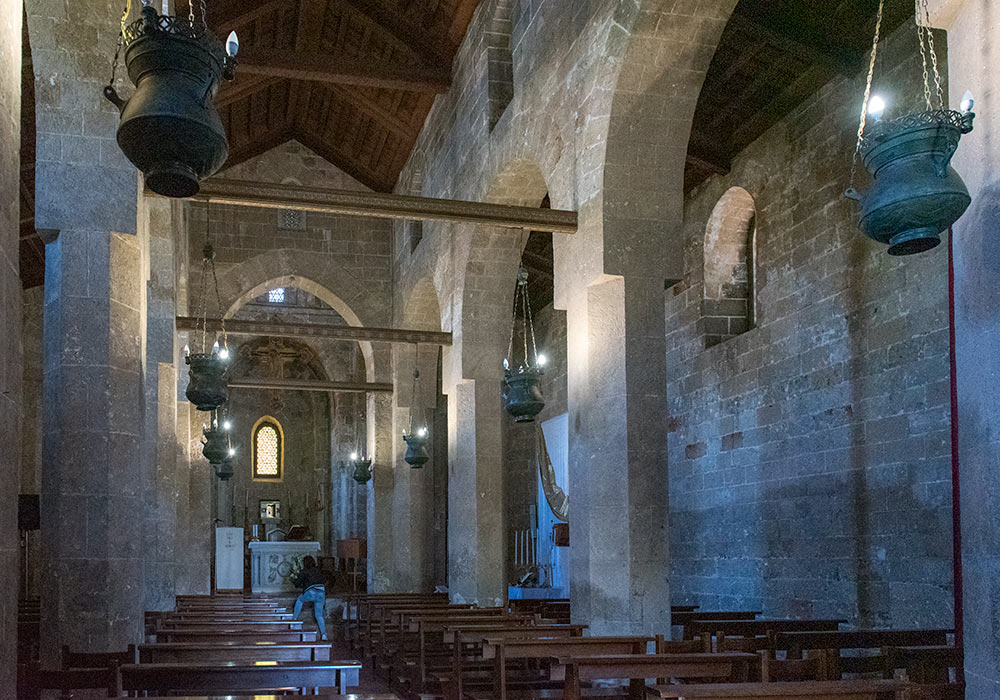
xmin=3 ymin=0 xmax=1000 ymax=698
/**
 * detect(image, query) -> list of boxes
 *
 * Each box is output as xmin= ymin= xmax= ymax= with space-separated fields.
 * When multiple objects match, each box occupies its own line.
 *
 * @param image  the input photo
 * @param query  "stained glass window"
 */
xmin=252 ymin=418 xmax=283 ymax=480
xmin=268 ymin=287 xmax=285 ymax=303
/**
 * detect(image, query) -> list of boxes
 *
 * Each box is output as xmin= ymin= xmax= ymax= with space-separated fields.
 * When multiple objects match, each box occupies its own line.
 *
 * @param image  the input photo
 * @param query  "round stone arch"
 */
xmin=222 ymin=273 xmax=376 ymax=383
xmin=601 ymin=0 xmax=739 ymax=281
xmin=396 ymin=275 xmax=444 ymax=409
xmin=458 ymin=158 xmax=550 ymax=382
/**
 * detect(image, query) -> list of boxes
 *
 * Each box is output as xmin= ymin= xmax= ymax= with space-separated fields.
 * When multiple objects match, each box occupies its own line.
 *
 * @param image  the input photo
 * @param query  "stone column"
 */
xmin=0 ymin=1 xmax=21 ymax=692
xmin=448 ymin=378 xmax=505 ymax=606
xmin=141 ymin=196 xmax=179 ymax=611
xmin=26 ymin=0 xmax=148 ymax=657
xmin=366 ymin=391 xmax=395 ymax=591
xmin=40 ymin=230 xmax=146 ymax=656
xmin=926 ymin=3 xmax=1000 ymax=696
xmin=563 ymin=276 xmax=670 ymax=636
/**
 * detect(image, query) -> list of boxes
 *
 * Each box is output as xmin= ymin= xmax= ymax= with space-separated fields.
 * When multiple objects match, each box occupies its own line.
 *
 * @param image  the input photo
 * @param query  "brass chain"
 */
xmin=850 ymin=0 xmax=884 ymax=190
xmin=208 ymin=211 xmax=227 ymax=352
xmin=915 ymin=0 xmax=934 ymax=110
xmin=188 ymin=0 xmax=195 ymax=26
xmin=920 ymin=0 xmax=945 ymax=108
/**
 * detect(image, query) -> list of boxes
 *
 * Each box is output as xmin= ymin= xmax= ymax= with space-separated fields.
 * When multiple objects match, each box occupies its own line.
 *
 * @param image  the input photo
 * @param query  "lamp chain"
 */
xmin=916 ymin=0 xmax=945 ymax=109
xmin=850 ymin=0 xmax=884 ymax=191
xmin=188 ymin=0 xmax=195 ymax=26
xmin=411 ymin=344 xmax=420 ymax=431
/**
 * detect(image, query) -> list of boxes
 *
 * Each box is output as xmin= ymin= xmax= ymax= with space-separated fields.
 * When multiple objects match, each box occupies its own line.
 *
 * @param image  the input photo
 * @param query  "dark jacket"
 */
xmin=297 ymin=567 xmax=324 ymax=589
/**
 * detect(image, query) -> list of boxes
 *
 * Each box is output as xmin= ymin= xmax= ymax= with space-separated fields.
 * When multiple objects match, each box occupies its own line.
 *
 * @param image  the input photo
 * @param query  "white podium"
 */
xmin=248 ymin=540 xmax=321 ymax=593
xmin=215 ymin=527 xmax=244 ymax=592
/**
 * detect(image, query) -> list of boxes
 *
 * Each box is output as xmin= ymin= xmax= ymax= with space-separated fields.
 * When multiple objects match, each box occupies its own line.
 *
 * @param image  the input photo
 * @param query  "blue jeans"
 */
xmin=294 ymin=586 xmax=327 ymax=639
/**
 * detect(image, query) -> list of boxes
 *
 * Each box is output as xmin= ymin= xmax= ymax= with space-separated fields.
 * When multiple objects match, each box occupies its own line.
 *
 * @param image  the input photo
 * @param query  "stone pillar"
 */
xmin=566 ymin=274 xmax=669 ymax=636
xmin=366 ymin=392 xmax=395 ymax=591
xmin=26 ymin=0 xmax=147 ymax=656
xmin=926 ymin=3 xmax=1000 ymax=696
xmin=141 ymin=196 xmax=178 ymax=611
xmin=40 ymin=230 xmax=145 ymax=656
xmin=0 ymin=2 xmax=21 ymax=692
xmin=448 ymin=378 xmax=505 ymax=605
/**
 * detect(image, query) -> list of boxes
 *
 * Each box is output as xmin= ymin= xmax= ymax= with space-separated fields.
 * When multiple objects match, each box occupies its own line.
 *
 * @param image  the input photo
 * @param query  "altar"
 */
xmin=248 ymin=540 xmax=321 ymax=593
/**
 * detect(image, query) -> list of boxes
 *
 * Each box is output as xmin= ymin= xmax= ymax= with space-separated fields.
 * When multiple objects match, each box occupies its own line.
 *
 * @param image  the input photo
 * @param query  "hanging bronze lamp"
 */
xmin=104 ymin=3 xmax=237 ymax=197
xmin=844 ymin=0 xmax=975 ymax=255
xmin=503 ymin=266 xmax=546 ymax=422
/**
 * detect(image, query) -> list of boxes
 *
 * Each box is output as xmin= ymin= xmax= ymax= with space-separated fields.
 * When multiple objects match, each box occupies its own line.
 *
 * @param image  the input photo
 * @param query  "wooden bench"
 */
xmin=687 ymin=619 xmax=846 ymax=644
xmin=154 ymin=628 xmax=319 ymax=643
xmin=18 ymin=664 xmax=123 ymax=699
xmin=556 ymin=653 xmax=759 ymax=700
xmin=158 ymin=619 xmax=305 ymax=631
xmin=387 ymin=614 xmax=535 ymax=689
xmin=648 ymin=679 xmax=911 ymax=699
xmin=479 ymin=636 xmax=655 ymax=700
xmin=138 ymin=641 xmax=332 ymax=663
xmin=162 ymin=611 xmax=294 ymax=621
xmin=120 ymin=659 xmax=362 ymax=695
xmin=770 ymin=629 xmax=954 ymax=680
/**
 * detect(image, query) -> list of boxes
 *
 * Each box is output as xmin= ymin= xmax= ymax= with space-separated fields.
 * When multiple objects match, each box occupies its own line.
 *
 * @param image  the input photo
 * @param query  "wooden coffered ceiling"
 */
xmin=684 ymin=0 xmax=913 ymax=192
xmin=183 ymin=0 xmax=480 ymax=192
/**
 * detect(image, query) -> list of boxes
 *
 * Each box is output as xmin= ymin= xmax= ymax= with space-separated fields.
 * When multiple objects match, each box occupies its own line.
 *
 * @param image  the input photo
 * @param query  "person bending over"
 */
xmin=293 ymin=556 xmax=328 ymax=641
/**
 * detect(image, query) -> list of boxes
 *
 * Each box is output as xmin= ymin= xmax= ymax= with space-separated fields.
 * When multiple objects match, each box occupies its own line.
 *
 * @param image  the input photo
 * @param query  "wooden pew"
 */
xmin=770 ymin=629 xmax=953 ymax=680
xmin=154 ymin=628 xmax=319 ymax=644
xmin=120 ymin=659 xmax=363 ymax=695
xmin=480 ymin=636 xmax=655 ymax=700
xmin=163 ymin=611 xmax=294 ymax=621
xmin=356 ymin=601 xmax=471 ymax=656
xmin=388 ymin=613 xmax=535 ymax=689
xmin=648 ymin=679 xmax=912 ymax=699
xmin=687 ymin=618 xmax=846 ymax=645
xmin=556 ymin=653 xmax=759 ymax=700
xmin=157 ymin=619 xmax=304 ymax=630
xmin=19 ymin=664 xmax=123 ymax=700
xmin=890 ymin=645 xmax=963 ymax=684
xmin=138 ymin=641 xmax=332 ymax=663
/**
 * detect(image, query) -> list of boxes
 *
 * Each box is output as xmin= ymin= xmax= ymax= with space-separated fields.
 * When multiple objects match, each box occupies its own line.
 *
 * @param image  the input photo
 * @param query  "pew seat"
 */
xmin=648 ymin=679 xmax=910 ymax=699
xmin=120 ymin=659 xmax=362 ymax=696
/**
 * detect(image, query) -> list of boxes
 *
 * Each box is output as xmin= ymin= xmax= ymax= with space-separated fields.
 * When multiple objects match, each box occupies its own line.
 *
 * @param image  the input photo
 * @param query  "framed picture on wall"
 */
xmin=260 ymin=500 xmax=281 ymax=520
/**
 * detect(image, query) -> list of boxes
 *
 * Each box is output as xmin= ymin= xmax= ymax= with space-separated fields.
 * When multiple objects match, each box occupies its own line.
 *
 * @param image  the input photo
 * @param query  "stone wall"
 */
xmin=666 ymin=23 xmax=954 ymax=628
xmin=0 ymin=1 xmax=21 ymax=692
xmin=20 ymin=287 xmax=43 ymax=600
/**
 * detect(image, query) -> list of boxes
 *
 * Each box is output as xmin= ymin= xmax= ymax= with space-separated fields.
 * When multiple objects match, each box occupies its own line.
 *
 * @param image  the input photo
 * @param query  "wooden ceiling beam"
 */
xmin=238 ymin=48 xmax=451 ymax=92
xmin=727 ymin=11 xmax=857 ymax=77
xmin=340 ymin=0 xmax=452 ymax=67
xmin=177 ymin=316 xmax=453 ymax=345
xmin=327 ymin=85 xmax=420 ymax=140
xmin=222 ymin=127 xmax=294 ymax=171
xmin=230 ymin=377 xmax=394 ymax=393
xmin=217 ymin=75 xmax=283 ymax=108
xmin=151 ymin=178 xmax=580 ymax=233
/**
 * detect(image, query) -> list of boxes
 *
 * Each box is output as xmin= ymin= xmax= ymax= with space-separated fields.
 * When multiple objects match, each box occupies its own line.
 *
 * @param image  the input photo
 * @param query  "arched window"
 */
xmin=703 ymin=187 xmax=757 ymax=348
xmin=252 ymin=416 xmax=284 ymax=481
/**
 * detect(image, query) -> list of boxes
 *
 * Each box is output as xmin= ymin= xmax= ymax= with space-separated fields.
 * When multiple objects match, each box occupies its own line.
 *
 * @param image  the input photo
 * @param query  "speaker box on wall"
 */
xmin=18 ymin=494 xmax=40 ymax=531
